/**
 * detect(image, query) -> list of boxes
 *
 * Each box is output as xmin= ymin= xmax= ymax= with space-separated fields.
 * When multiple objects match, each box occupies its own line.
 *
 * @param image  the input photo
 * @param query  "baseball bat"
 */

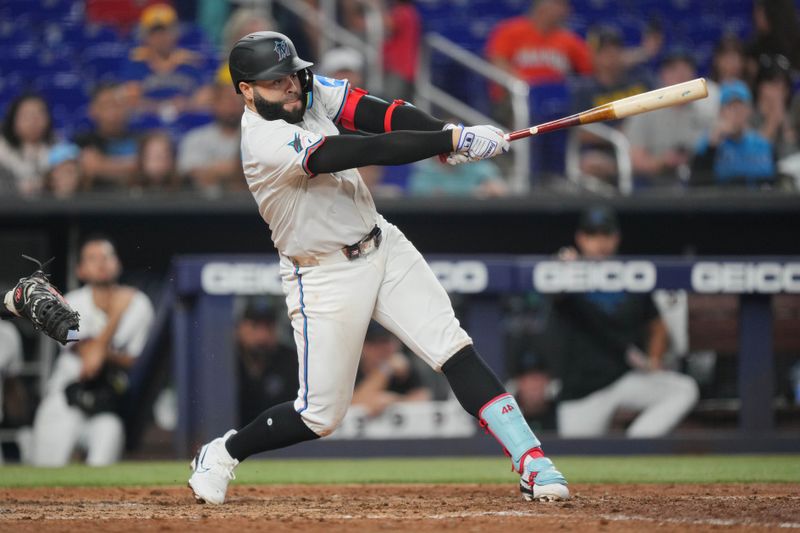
xmin=504 ymin=77 xmax=708 ymax=141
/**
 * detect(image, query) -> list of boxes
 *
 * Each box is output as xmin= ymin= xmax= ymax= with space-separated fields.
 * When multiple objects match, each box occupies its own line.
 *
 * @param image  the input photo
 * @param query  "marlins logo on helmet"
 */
xmin=274 ymin=40 xmax=290 ymax=61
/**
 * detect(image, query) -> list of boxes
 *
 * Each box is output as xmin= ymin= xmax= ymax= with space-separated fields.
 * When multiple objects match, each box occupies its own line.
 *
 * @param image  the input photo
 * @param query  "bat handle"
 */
xmin=504 ymin=126 xmax=538 ymax=142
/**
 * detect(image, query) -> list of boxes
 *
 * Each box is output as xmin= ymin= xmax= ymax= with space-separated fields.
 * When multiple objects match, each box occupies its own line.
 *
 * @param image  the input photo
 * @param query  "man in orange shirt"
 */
xmin=487 ymin=0 xmax=592 ymax=88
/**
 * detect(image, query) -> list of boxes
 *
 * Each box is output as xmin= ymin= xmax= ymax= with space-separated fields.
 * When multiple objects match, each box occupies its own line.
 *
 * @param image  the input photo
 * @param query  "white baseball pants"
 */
xmin=557 ymin=370 xmax=699 ymax=438
xmin=280 ymin=217 xmax=472 ymax=436
xmin=30 ymin=391 xmax=125 ymax=466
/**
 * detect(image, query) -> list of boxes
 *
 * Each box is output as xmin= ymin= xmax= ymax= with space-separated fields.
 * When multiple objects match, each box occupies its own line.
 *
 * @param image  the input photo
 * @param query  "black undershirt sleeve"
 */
xmin=306 ymin=130 xmax=453 ymax=175
xmin=353 ymin=95 xmax=447 ymax=133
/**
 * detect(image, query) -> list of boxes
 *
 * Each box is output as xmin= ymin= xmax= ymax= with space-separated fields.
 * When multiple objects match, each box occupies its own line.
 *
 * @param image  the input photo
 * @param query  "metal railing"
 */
xmin=565 ymin=123 xmax=633 ymax=195
xmin=415 ymin=33 xmax=531 ymax=194
xmin=257 ymin=0 xmax=384 ymax=93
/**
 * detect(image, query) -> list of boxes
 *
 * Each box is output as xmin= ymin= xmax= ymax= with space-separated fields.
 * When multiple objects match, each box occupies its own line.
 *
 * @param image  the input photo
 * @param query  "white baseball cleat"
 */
xmin=519 ymin=455 xmax=570 ymax=502
xmin=188 ymin=429 xmax=239 ymax=505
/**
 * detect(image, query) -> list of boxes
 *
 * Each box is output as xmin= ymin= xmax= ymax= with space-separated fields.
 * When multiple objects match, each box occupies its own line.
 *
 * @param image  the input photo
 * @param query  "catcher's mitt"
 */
xmin=3 ymin=255 xmax=80 ymax=345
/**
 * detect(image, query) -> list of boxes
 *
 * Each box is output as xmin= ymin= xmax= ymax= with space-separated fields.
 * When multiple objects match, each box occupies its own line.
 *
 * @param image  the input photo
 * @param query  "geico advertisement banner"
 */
xmin=533 ymin=261 xmax=800 ymax=294
xmin=197 ymin=260 xmax=800 ymax=295
xmin=428 ymin=260 xmax=490 ymax=293
xmin=533 ymin=261 xmax=657 ymax=293
xmin=691 ymin=262 xmax=800 ymax=293
xmin=201 ymin=262 xmax=283 ymax=295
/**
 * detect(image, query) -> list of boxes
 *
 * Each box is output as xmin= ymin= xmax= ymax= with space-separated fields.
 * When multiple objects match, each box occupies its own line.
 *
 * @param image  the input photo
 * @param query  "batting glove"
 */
xmin=454 ymin=125 xmax=509 ymax=161
xmin=439 ymin=123 xmax=471 ymax=165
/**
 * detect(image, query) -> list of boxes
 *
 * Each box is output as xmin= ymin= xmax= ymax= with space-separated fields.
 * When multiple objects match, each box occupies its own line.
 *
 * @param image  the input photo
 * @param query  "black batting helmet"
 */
xmin=229 ymin=31 xmax=314 ymax=95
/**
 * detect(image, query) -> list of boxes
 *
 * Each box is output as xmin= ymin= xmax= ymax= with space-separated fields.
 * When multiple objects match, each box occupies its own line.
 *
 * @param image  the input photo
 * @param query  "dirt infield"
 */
xmin=1 ymin=483 xmax=798 ymax=532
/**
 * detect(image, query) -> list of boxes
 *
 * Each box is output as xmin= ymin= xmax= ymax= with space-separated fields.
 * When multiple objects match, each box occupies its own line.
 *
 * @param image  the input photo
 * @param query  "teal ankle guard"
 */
xmin=479 ymin=393 xmax=541 ymax=473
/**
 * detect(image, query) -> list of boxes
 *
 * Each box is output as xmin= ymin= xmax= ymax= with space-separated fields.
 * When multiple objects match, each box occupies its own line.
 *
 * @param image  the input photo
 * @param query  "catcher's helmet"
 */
xmin=229 ymin=31 xmax=314 ymax=94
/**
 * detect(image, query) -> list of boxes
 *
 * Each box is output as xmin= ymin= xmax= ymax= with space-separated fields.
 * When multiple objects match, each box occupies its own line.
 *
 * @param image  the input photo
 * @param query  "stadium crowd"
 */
xmin=1 ymin=0 xmax=799 ymax=199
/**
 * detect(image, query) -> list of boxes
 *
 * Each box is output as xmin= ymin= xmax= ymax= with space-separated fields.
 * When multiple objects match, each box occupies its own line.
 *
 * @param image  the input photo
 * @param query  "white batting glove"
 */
xmin=444 ymin=153 xmax=471 ymax=165
xmin=440 ymin=123 xmax=470 ymax=165
xmin=454 ymin=125 xmax=509 ymax=161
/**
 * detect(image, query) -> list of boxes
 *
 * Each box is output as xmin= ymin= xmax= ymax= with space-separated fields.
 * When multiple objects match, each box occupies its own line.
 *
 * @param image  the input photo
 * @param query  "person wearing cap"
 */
xmin=235 ymin=300 xmax=297 ymax=426
xmin=691 ymin=80 xmax=776 ymax=186
xmin=319 ymin=47 xmax=365 ymax=88
xmin=546 ymin=206 xmax=698 ymax=437
xmin=73 ymin=83 xmax=138 ymax=192
xmin=571 ymin=26 xmax=651 ymax=183
xmin=45 ymin=142 xmax=83 ymax=198
xmin=177 ymin=65 xmax=244 ymax=194
xmin=120 ymin=3 xmax=214 ymax=119
xmin=352 ymin=322 xmax=431 ymax=417
xmin=624 ymin=50 xmax=711 ymax=188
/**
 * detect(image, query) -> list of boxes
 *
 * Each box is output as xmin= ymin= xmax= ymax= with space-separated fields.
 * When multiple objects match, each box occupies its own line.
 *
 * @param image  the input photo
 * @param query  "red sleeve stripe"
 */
xmin=383 ymin=99 xmax=406 ymax=132
xmin=338 ymin=87 xmax=368 ymax=131
xmin=302 ymin=136 xmax=326 ymax=177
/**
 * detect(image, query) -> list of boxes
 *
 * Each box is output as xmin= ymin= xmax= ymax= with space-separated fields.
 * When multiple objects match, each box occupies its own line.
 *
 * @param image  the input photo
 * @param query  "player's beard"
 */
xmin=253 ymin=91 xmax=306 ymax=124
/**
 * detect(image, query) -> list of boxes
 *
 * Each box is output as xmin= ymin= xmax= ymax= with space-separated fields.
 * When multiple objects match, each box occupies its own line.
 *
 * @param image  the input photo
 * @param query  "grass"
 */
xmin=0 ymin=455 xmax=798 ymax=488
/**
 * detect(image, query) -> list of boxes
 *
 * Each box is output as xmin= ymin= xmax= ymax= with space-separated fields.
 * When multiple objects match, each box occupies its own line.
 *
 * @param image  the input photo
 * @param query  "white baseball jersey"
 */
xmin=0 ymin=321 xmax=23 ymax=423
xmin=241 ymin=75 xmax=377 ymax=258
xmin=46 ymin=286 xmax=154 ymax=393
xmin=239 ymin=75 xmax=471 ymax=437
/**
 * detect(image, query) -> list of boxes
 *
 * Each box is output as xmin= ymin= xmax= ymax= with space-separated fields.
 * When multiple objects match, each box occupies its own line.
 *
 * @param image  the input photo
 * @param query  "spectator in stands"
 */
xmin=571 ymin=26 xmax=650 ymax=182
xmin=0 ymin=94 xmax=55 ymax=197
xmin=0 ymin=321 xmax=27 ymax=464
xmin=745 ymin=0 xmax=800 ymax=83
xmin=486 ymin=0 xmax=592 ymax=114
xmin=352 ymin=322 xmax=430 ymax=417
xmin=704 ymin=35 xmax=747 ymax=120
xmin=177 ymin=68 xmax=243 ymax=194
xmin=408 ymin=155 xmax=507 ymax=197
xmin=691 ymin=81 xmax=776 ymax=188
xmin=120 ymin=3 xmax=213 ymax=121
xmin=74 ymin=83 xmax=138 ymax=191
xmin=131 ymin=131 xmax=182 ymax=192
xmin=45 ymin=143 xmax=84 ymax=199
xmin=270 ymin=3 xmax=317 ymax=63
xmin=31 ymin=236 xmax=154 ymax=466
xmin=620 ymin=20 xmax=664 ymax=71
xmin=86 ymin=0 xmax=164 ymax=36
xmin=624 ymin=51 xmax=710 ymax=188
xmin=546 ymin=207 xmax=698 ymax=437
xmin=235 ymin=300 xmax=297 ymax=426
xmin=379 ymin=0 xmax=422 ymax=101
xmin=222 ymin=7 xmax=275 ymax=53
xmin=319 ymin=47 xmax=365 ymax=88
xmin=752 ymin=56 xmax=798 ymax=160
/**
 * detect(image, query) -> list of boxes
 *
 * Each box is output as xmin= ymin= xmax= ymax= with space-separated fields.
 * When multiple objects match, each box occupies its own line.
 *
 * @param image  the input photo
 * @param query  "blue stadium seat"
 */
xmin=82 ymin=43 xmax=131 ymax=81
xmin=174 ymin=112 xmax=214 ymax=135
xmin=129 ymin=113 xmax=164 ymax=133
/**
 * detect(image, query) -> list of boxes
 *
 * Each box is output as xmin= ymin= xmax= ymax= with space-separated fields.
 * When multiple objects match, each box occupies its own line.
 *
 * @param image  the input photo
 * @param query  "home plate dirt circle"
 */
xmin=1 ymin=483 xmax=798 ymax=532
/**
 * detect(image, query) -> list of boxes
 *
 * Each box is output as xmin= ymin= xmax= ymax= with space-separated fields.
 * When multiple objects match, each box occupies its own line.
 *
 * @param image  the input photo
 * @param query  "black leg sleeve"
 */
xmin=224 ymin=401 xmax=319 ymax=462
xmin=441 ymin=345 xmax=507 ymax=418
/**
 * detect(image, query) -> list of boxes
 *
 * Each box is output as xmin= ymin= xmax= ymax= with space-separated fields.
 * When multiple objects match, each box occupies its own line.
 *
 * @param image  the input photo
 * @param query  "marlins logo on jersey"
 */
xmin=287 ymin=133 xmax=303 ymax=153
xmin=274 ymin=40 xmax=290 ymax=61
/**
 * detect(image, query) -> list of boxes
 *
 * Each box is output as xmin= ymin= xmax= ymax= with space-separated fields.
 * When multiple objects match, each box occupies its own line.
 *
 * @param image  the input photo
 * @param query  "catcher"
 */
xmin=1 ymin=255 xmax=80 ymax=345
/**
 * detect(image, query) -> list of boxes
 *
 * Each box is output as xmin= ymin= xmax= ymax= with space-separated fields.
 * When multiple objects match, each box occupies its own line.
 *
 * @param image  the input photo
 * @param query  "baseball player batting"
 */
xmin=187 ymin=31 xmax=568 ymax=505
